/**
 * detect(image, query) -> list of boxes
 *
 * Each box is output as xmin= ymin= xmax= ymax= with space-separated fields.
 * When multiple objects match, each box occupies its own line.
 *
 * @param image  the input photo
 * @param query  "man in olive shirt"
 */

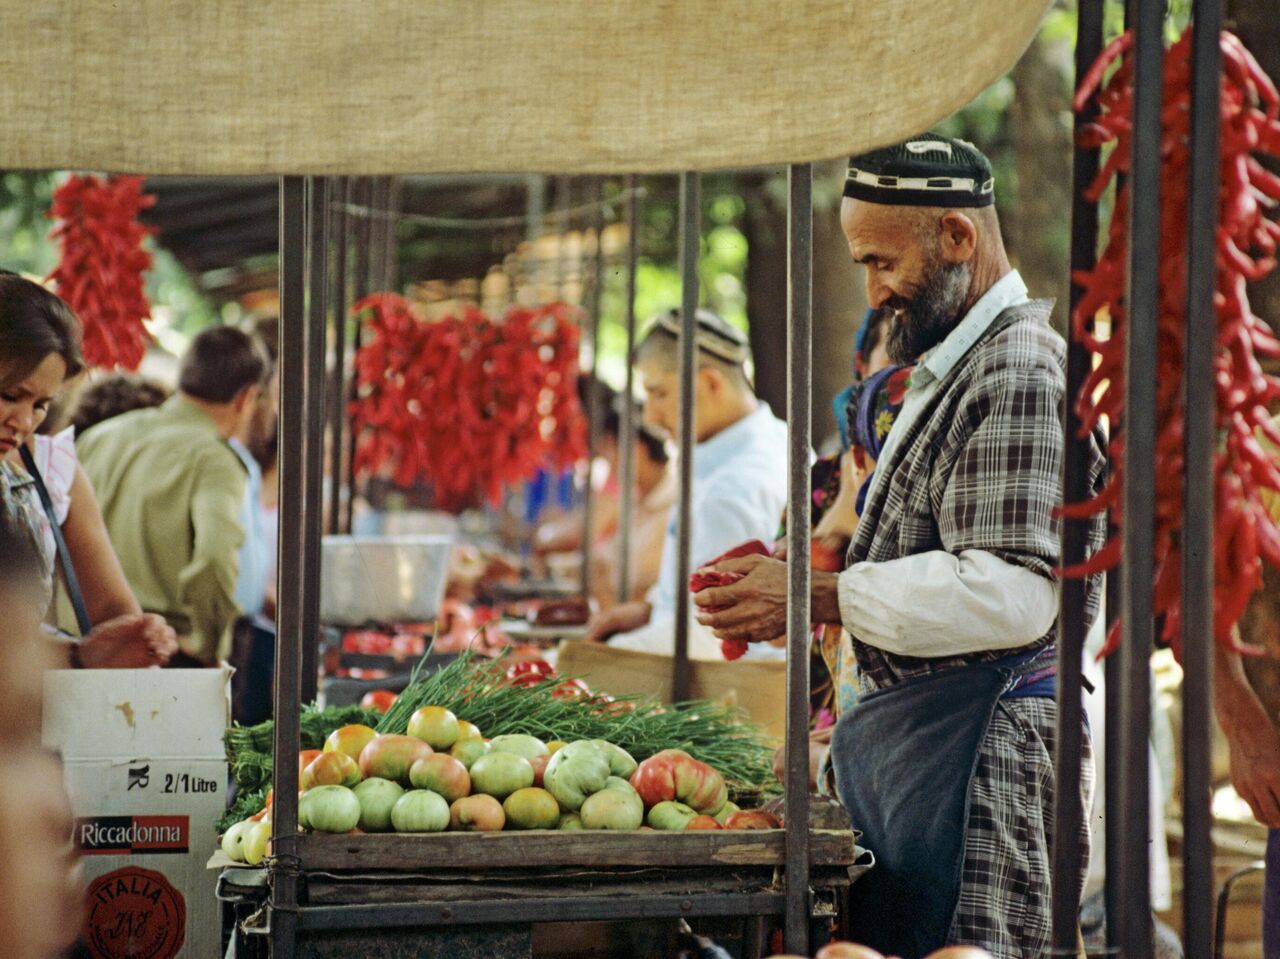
xmin=78 ymin=327 xmax=269 ymax=664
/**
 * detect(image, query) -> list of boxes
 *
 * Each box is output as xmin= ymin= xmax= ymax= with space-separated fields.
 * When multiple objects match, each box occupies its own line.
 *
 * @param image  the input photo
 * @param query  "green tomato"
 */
xmin=488 ymin=734 xmax=549 ymax=761
xmin=557 ymin=812 xmax=585 ymax=831
xmin=353 ymin=777 xmax=406 ymax=833
xmin=303 ymin=785 xmax=361 ymax=834
xmin=542 ymin=741 xmax=610 ymax=811
xmin=502 ymin=787 xmax=561 ymax=830
xmin=221 ymin=820 xmax=251 ymax=862
xmin=243 ymin=821 xmax=272 ymax=866
xmin=390 ymin=789 xmax=451 ymax=833
xmin=468 ymin=752 xmax=534 ymax=800
xmin=589 ymin=740 xmax=638 ymax=778
xmin=713 ymin=801 xmax=741 ymax=826
xmin=450 ymin=737 xmax=490 ymax=769
xmin=646 ymin=800 xmax=699 ymax=831
xmin=580 ymin=786 xmax=644 ymax=830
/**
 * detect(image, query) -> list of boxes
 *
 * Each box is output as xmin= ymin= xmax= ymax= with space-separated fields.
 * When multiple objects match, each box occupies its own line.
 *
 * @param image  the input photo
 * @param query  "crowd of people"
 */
xmin=0 ymin=133 xmax=1277 ymax=959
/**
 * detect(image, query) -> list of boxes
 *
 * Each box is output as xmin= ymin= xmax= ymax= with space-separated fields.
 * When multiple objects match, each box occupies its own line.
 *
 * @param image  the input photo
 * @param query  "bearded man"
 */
xmin=694 ymin=135 xmax=1107 ymax=958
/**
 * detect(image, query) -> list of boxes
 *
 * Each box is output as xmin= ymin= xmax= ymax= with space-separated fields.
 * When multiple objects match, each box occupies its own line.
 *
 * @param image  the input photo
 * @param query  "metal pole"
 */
xmin=616 ymin=176 xmax=640 ymax=604
xmin=269 ymin=175 xmax=307 ymax=959
xmin=328 ymin=177 xmax=350 ymax=536
xmin=673 ymin=172 xmax=699 ymax=703
xmin=345 ymin=178 xmax=373 ymax=534
xmin=383 ymin=176 xmax=401 ymax=293
xmin=1180 ymin=0 xmax=1222 ymax=954
xmin=300 ymin=177 xmax=329 ymax=707
xmin=783 ymin=162 xmax=813 ymax=956
xmin=1052 ymin=0 xmax=1104 ymax=950
xmin=581 ymin=177 xmax=605 ymax=600
xmin=1118 ymin=0 xmax=1165 ymax=955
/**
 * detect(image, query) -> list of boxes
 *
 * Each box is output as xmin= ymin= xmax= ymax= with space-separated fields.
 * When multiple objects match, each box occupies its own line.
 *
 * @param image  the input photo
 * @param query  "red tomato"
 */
xmin=360 ymin=690 xmax=397 ymax=713
xmin=685 ymin=815 xmax=723 ymax=830
xmin=551 ymin=679 xmax=592 ymax=702
xmin=505 ymin=660 xmax=555 ymax=687
xmin=297 ymin=749 xmax=323 ymax=780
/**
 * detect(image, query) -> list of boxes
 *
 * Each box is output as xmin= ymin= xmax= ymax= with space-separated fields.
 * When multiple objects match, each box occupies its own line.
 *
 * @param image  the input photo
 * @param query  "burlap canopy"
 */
xmin=4 ymin=1 xmax=1049 ymax=175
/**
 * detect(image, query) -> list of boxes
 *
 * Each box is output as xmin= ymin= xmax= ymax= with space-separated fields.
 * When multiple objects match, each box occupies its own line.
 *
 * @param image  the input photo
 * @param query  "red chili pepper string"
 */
xmin=348 ymin=295 xmax=587 ymax=512
xmin=1063 ymin=29 xmax=1280 ymax=659
xmin=46 ymin=174 xmax=155 ymax=371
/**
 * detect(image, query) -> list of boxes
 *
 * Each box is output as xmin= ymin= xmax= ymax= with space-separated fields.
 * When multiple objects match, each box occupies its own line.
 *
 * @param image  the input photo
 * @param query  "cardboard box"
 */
xmin=555 ymin=641 xmax=787 ymax=739
xmin=44 ymin=668 xmax=231 ymax=959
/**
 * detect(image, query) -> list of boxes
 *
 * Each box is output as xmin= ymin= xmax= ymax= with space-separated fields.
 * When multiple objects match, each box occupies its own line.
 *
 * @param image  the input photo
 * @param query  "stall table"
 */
xmin=217 ymin=828 xmax=870 ymax=958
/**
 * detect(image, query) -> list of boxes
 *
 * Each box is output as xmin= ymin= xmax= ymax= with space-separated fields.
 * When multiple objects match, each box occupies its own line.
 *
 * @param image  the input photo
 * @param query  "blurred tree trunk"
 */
xmin=742 ymin=163 xmax=863 ymax=448
xmin=1229 ymin=0 xmax=1280 ymax=715
xmin=1007 ymin=28 xmax=1073 ymax=332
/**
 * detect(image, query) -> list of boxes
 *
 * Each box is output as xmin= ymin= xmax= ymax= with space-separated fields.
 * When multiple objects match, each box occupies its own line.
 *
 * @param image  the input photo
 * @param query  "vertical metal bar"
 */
xmin=1118 ymin=0 xmax=1165 ymax=955
xmin=581 ymin=177 xmax=605 ymax=600
xmin=1180 ymin=0 xmax=1222 ymax=954
xmin=673 ymin=172 xmax=700 ymax=704
xmin=383 ymin=176 xmax=401 ymax=293
xmin=328 ymin=177 xmax=349 ymax=536
xmin=1053 ymin=0 xmax=1105 ymax=950
xmin=617 ymin=176 xmax=640 ymax=604
xmin=300 ymin=177 xmax=329 ymax=707
xmin=368 ymin=177 xmax=389 ymax=297
xmin=345 ymin=178 xmax=373 ymax=534
xmin=783 ymin=163 xmax=813 ymax=956
xmin=1103 ymin=578 xmax=1122 ymax=948
xmin=269 ymin=175 xmax=307 ymax=959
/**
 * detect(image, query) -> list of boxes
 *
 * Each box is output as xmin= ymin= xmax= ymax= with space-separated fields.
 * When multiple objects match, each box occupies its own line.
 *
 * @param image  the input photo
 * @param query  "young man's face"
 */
xmin=638 ymin=362 xmax=718 ymax=444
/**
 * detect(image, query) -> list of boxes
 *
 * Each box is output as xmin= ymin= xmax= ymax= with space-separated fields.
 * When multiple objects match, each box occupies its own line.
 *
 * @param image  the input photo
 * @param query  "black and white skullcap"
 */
xmin=844 ymin=133 xmax=995 ymax=208
xmin=650 ymin=308 xmax=750 ymax=365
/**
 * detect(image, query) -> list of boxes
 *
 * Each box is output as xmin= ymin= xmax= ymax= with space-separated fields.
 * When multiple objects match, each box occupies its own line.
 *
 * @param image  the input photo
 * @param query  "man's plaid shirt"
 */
xmin=846 ymin=297 xmax=1108 ymax=690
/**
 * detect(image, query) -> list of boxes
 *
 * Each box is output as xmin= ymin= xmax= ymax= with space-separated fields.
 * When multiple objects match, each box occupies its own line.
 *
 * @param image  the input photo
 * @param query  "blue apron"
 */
xmin=831 ymin=648 xmax=1055 ymax=959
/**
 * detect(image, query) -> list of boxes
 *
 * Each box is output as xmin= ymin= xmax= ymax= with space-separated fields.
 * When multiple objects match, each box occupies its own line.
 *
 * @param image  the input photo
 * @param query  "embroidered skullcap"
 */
xmin=844 ymin=133 xmax=994 ymax=208
xmin=650 ymin=308 xmax=750 ymax=365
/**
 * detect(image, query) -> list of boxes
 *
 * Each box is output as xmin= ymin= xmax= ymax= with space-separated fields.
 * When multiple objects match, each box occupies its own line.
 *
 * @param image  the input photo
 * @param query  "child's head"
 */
xmin=844 ymin=363 xmax=913 ymax=510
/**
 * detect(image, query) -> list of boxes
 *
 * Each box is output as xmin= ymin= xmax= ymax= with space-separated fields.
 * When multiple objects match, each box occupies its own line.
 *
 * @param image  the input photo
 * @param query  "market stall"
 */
xmin=7 ymin=0 xmax=1273 ymax=956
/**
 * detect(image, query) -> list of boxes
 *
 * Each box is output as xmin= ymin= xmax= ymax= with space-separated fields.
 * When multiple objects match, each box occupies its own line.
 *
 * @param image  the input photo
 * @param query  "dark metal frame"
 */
xmin=271 ymin=166 xmax=820 ymax=955
xmin=1053 ymin=1 xmax=1224 ymax=958
xmin=272 ymin=1 xmax=1233 ymax=942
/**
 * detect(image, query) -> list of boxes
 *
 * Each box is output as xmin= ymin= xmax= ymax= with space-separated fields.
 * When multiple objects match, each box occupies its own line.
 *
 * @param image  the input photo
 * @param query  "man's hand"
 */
xmin=584 ymin=601 xmax=651 ymax=644
xmin=1224 ymin=712 xmax=1280 ymax=828
xmin=772 ymin=726 xmax=833 ymax=792
xmin=78 ymin=614 xmax=178 ymax=668
xmin=693 ymin=555 xmax=789 ymax=643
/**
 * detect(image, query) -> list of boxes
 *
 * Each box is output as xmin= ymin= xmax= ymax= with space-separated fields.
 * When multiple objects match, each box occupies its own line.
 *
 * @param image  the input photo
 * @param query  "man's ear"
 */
xmin=697 ymin=365 xmax=727 ymax=398
xmin=233 ymin=384 xmax=258 ymax=413
xmin=939 ymin=211 xmax=978 ymax=263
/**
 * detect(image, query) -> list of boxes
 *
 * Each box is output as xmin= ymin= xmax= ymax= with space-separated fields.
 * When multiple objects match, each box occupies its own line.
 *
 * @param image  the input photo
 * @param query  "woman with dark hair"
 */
xmin=0 ymin=270 xmax=176 ymax=668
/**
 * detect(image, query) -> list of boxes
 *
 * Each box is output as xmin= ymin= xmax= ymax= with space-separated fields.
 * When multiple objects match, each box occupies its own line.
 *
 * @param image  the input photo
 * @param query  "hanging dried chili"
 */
xmin=1065 ymin=29 xmax=1280 ymax=658
xmin=348 ymin=294 xmax=587 ymax=512
xmin=47 ymin=174 xmax=154 ymax=370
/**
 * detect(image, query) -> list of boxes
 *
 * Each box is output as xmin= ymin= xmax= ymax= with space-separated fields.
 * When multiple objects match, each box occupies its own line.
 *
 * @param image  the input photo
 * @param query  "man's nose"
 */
xmin=866 ymin=276 xmax=893 ymax=310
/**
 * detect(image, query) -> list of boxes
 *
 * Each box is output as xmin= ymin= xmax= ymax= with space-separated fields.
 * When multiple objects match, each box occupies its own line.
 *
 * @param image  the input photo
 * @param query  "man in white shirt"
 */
xmin=584 ymin=308 xmax=788 ymax=660
xmin=694 ymin=134 xmax=1107 ymax=958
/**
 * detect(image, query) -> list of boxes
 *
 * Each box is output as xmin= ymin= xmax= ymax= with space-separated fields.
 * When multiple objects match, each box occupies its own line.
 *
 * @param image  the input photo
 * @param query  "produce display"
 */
xmin=219 ymin=651 xmax=780 ymax=843
xmin=1064 ymin=28 xmax=1280 ymax=657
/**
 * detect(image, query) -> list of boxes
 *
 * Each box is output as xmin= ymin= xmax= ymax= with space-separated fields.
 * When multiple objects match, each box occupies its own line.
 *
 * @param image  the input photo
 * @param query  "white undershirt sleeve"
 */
xmin=836 ymin=548 xmax=1058 ymax=658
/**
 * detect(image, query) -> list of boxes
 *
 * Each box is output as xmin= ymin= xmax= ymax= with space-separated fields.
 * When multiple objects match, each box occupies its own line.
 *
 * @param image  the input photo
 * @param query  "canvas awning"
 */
xmin=5 ymin=0 xmax=1050 ymax=175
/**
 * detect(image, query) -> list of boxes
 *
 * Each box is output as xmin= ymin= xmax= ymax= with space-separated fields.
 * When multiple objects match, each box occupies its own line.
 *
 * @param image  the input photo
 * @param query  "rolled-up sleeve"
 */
xmin=837 ymin=548 xmax=1058 ymax=657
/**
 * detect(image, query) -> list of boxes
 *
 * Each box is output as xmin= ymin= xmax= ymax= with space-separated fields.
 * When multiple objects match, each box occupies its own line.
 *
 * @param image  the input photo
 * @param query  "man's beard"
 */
xmin=885 ymin=260 xmax=972 ymax=364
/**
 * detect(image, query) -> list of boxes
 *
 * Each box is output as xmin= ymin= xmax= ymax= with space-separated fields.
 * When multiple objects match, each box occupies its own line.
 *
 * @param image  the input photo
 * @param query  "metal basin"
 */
xmin=320 ymin=535 xmax=453 ymax=625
